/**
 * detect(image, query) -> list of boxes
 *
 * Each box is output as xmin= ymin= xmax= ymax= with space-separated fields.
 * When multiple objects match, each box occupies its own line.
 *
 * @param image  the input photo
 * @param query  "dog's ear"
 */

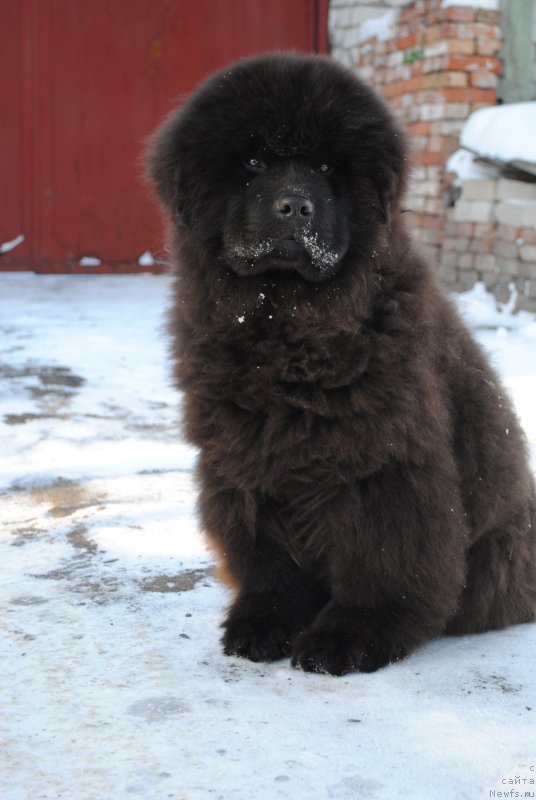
xmin=146 ymin=109 xmax=188 ymax=224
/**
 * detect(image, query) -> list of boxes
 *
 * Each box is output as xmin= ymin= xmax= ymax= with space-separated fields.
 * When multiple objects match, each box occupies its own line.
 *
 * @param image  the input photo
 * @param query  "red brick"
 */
xmin=407 ymin=121 xmax=433 ymax=136
xmin=422 ymin=72 xmax=468 ymax=88
xmin=383 ymin=76 xmax=424 ymax=99
xmin=415 ymin=151 xmax=447 ymax=165
xmin=447 ymin=38 xmax=477 ymax=55
xmin=424 ymin=23 xmax=457 ymax=43
xmin=442 ymin=87 xmax=496 ymax=103
xmin=444 ymin=7 xmax=476 ymax=22
xmin=443 ymin=55 xmax=501 ymax=73
xmin=396 ymin=34 xmax=418 ymax=51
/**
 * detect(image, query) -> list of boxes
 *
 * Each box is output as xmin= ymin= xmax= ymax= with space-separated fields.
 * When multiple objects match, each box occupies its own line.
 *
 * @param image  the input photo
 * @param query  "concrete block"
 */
xmin=516 ymin=259 xmax=536 ymax=279
xmin=460 ymin=180 xmax=497 ymax=202
xmin=454 ymin=237 xmax=470 ymax=252
xmin=458 ymin=269 xmax=479 ymax=288
xmin=497 ymin=178 xmax=536 ymax=202
xmin=520 ymin=244 xmax=536 ymax=262
xmin=475 ymin=254 xmax=496 ymax=272
xmin=516 ymin=295 xmax=536 ymax=312
xmin=495 ymin=240 xmax=518 ymax=259
xmin=459 ymin=253 xmax=475 ymax=268
xmin=453 ymin=199 xmax=494 ymax=223
xmin=495 ymin=201 xmax=536 ymax=228
xmin=496 ymin=258 xmax=519 ymax=276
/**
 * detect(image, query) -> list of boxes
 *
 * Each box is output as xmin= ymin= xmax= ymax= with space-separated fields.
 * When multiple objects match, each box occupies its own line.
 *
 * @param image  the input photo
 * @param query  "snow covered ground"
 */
xmin=1 ymin=272 xmax=535 ymax=800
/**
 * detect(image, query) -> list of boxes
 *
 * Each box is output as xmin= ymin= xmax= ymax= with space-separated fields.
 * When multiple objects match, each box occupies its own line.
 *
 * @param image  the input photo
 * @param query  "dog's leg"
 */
xmin=199 ymin=469 xmax=328 ymax=662
xmin=291 ymin=462 xmax=469 ymax=674
xmin=221 ymin=580 xmax=328 ymax=662
xmin=446 ymin=500 xmax=536 ymax=634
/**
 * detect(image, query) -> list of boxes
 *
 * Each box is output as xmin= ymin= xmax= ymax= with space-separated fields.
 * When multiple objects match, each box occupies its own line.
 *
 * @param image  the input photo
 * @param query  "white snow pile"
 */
xmin=456 ymin=280 xmax=536 ymax=335
xmin=460 ymin=102 xmax=536 ymax=176
xmin=138 ymin=250 xmax=156 ymax=267
xmin=0 ymin=273 xmax=535 ymax=800
xmin=359 ymin=8 xmax=399 ymax=43
xmin=446 ymin=148 xmax=500 ymax=183
xmin=441 ymin=0 xmax=499 ymax=9
xmin=79 ymin=255 xmax=102 ymax=267
xmin=0 ymin=233 xmax=25 ymax=254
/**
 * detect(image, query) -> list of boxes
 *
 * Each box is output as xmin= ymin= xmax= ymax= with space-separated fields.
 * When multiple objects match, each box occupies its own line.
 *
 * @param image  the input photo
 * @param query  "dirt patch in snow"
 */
xmin=141 ymin=568 xmax=211 ymax=593
xmin=1 ymin=362 xmax=85 ymax=422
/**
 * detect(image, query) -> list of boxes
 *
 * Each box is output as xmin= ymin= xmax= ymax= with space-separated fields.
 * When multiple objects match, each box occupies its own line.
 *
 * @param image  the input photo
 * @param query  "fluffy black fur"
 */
xmin=148 ymin=52 xmax=536 ymax=675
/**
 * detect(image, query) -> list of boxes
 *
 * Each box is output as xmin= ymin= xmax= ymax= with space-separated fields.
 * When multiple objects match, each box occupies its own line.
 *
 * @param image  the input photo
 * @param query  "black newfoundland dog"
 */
xmin=148 ymin=52 xmax=536 ymax=675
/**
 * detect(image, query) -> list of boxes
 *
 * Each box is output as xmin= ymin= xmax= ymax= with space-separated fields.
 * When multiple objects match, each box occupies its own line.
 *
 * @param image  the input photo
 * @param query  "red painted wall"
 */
xmin=0 ymin=0 xmax=328 ymax=273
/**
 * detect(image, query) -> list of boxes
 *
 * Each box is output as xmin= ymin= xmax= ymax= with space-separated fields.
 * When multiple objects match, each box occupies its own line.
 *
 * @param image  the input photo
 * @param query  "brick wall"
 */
xmin=441 ymin=178 xmax=536 ymax=311
xmin=330 ymin=0 xmax=502 ymax=262
xmin=329 ymin=0 xmax=536 ymax=311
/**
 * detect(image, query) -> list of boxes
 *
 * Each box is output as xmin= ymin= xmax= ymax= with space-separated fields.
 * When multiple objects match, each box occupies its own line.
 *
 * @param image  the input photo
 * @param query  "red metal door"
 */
xmin=0 ymin=0 xmax=328 ymax=273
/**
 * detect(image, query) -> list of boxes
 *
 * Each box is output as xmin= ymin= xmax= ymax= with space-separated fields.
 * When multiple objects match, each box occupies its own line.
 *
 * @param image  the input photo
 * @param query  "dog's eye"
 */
xmin=245 ymin=157 xmax=267 ymax=172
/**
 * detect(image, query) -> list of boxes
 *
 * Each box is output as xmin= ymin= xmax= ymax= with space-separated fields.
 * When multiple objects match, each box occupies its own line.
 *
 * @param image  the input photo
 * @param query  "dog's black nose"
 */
xmin=275 ymin=195 xmax=314 ymax=218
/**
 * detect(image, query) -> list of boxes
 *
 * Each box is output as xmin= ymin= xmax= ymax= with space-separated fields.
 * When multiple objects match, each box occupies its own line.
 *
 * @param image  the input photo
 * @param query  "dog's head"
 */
xmin=148 ymin=53 xmax=407 ymax=284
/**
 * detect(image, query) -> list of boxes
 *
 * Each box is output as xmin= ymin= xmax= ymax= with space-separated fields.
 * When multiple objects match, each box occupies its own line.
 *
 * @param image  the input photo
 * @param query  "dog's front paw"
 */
xmin=291 ymin=604 xmax=409 ymax=675
xmin=291 ymin=627 xmax=366 ymax=675
xmin=221 ymin=592 xmax=299 ymax=663
xmin=222 ymin=614 xmax=293 ymax=662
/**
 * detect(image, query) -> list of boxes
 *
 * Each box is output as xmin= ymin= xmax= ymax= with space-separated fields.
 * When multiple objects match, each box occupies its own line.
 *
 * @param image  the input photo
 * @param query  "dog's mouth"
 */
xmin=226 ymin=235 xmax=343 ymax=282
xmin=273 ymin=238 xmax=304 ymax=261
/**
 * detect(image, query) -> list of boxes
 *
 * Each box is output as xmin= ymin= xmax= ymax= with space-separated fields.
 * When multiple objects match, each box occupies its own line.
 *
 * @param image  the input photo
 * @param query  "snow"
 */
xmin=79 ymin=255 xmax=102 ymax=267
xmin=446 ymin=148 xmax=500 ymax=183
xmin=138 ymin=250 xmax=156 ymax=267
xmin=441 ymin=0 xmax=499 ymax=9
xmin=359 ymin=9 xmax=399 ymax=43
xmin=0 ymin=233 xmax=25 ymax=254
xmin=460 ymin=102 xmax=536 ymax=173
xmin=1 ymin=273 xmax=535 ymax=800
